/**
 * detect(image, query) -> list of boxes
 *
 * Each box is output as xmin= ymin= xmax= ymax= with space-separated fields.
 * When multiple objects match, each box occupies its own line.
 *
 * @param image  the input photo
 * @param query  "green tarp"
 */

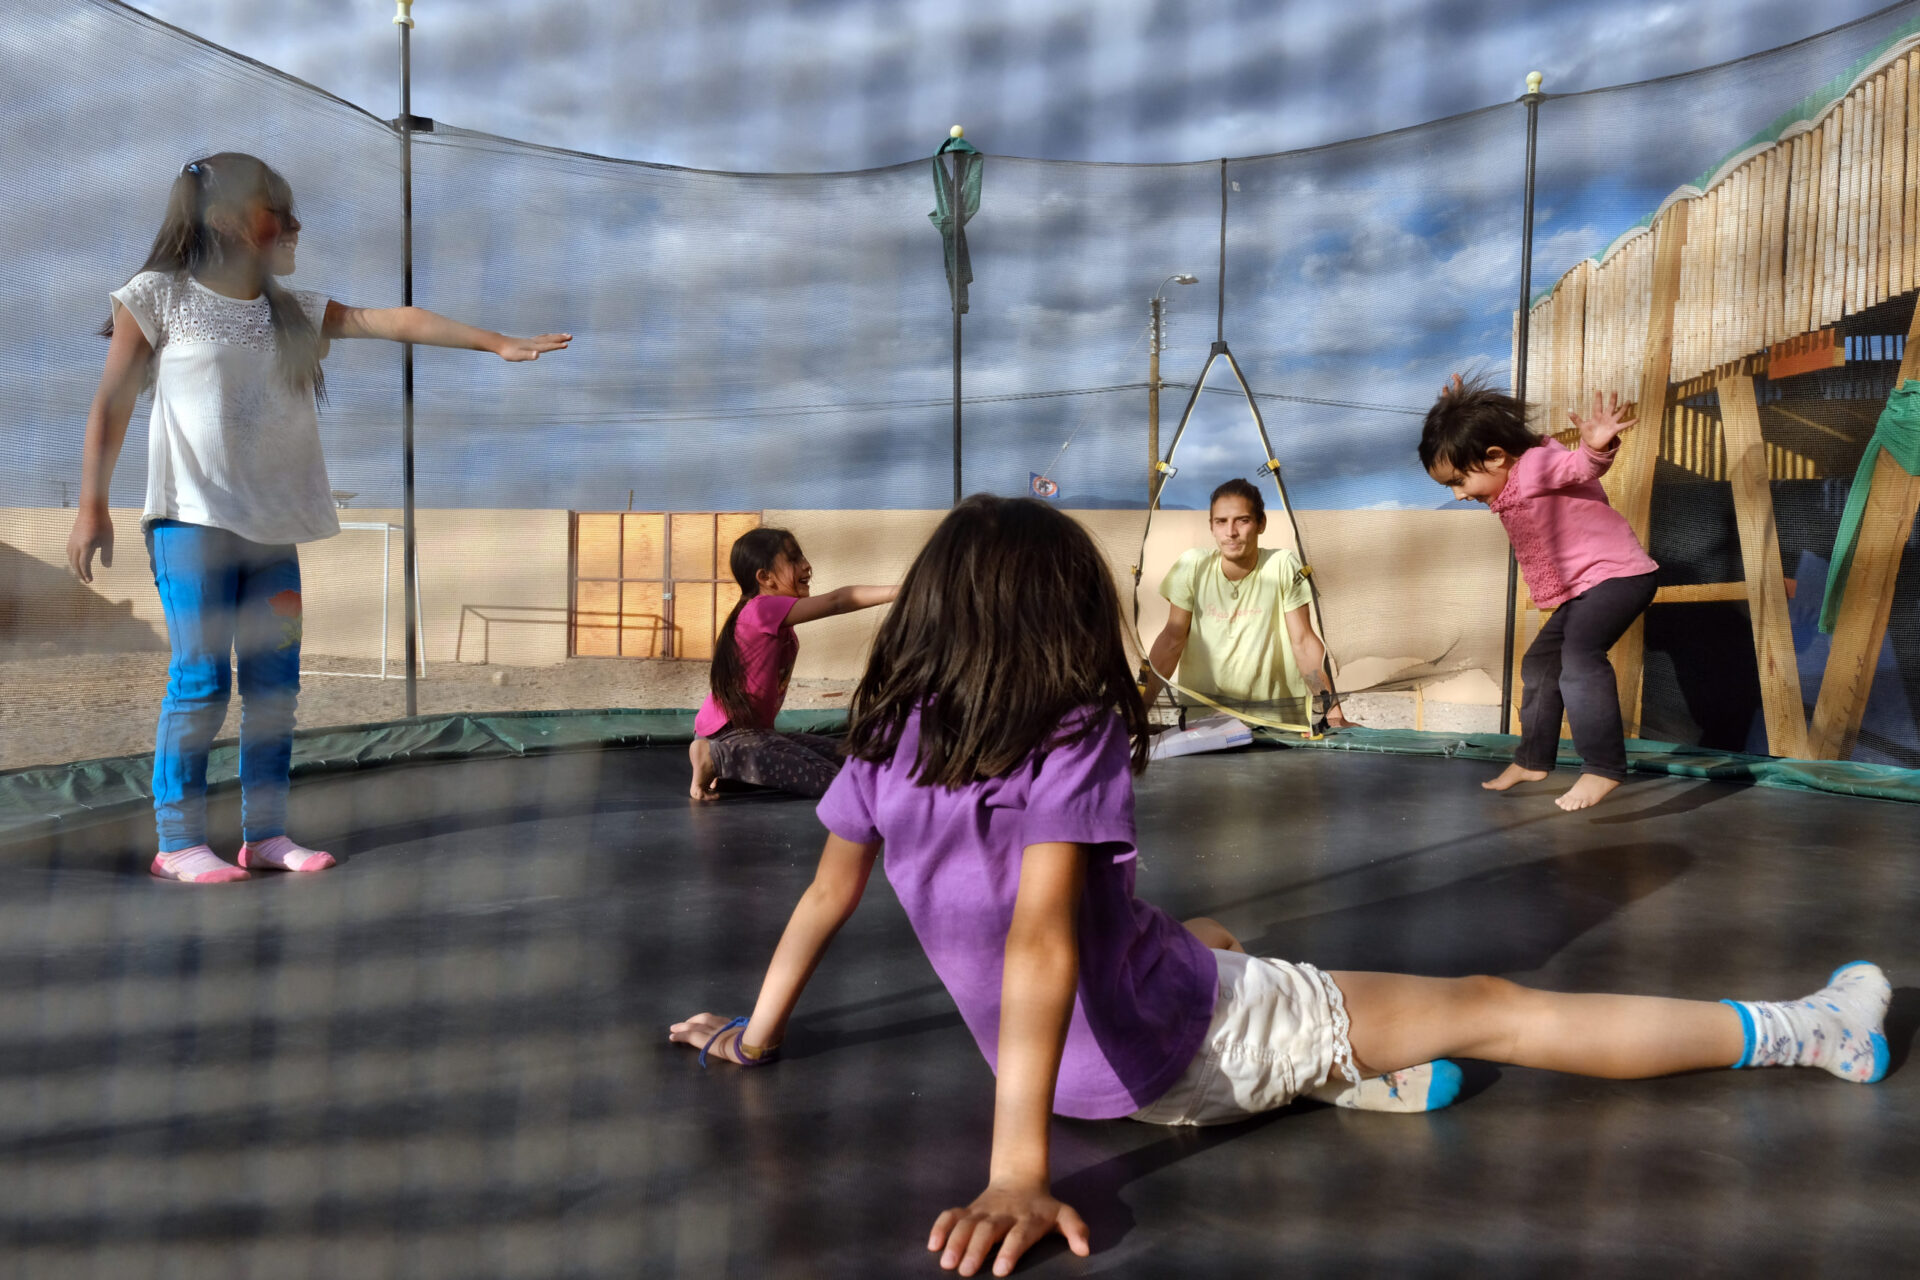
xmin=1259 ymin=725 xmax=1920 ymax=805
xmin=0 ymin=707 xmax=849 ymax=844
xmin=1818 ymin=378 xmax=1920 ymax=633
xmin=7 ymin=712 xmax=1917 ymax=848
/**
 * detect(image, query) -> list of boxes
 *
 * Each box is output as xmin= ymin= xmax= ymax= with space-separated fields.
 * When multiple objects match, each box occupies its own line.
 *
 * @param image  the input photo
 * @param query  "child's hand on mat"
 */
xmin=495 ymin=332 xmax=571 ymax=361
xmin=670 ymin=1012 xmax=781 ymax=1066
xmin=930 ymin=1182 xmax=1090 ymax=1276
xmin=670 ymin=1013 xmax=746 ymax=1060
xmin=1570 ymin=390 xmax=1636 ymax=453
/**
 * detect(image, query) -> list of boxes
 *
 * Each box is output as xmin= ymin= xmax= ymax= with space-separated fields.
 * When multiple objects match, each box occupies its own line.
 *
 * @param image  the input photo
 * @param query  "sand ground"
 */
xmin=0 ymin=644 xmax=1497 ymax=773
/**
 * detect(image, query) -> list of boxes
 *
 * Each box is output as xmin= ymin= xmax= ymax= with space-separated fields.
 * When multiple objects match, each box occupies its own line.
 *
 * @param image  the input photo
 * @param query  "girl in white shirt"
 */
xmin=67 ymin=152 xmax=569 ymax=883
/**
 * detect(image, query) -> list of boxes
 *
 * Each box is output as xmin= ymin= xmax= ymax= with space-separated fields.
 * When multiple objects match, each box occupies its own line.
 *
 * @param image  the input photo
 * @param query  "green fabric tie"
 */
xmin=1817 ymin=377 xmax=1920 ymax=634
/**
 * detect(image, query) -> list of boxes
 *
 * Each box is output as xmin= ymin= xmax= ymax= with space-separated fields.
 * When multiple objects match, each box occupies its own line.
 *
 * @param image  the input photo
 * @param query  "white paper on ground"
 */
xmin=1148 ymin=714 xmax=1253 ymax=761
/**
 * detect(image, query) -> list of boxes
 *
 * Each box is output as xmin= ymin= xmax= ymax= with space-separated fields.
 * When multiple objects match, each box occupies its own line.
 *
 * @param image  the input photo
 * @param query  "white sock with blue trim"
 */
xmin=1310 ymin=1060 xmax=1464 ymax=1112
xmin=1723 ymin=962 xmax=1890 ymax=1083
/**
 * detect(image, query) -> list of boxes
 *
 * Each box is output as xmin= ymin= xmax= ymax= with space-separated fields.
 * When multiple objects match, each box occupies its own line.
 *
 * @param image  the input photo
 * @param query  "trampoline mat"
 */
xmin=1 ymin=746 xmax=1916 ymax=1277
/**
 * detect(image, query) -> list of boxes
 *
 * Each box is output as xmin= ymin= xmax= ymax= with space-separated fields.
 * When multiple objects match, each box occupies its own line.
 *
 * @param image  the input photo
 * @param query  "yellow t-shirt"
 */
xmin=1159 ymin=546 xmax=1313 ymax=709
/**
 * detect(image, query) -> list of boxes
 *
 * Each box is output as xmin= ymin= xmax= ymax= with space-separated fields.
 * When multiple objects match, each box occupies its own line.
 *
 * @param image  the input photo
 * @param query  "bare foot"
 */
xmin=1482 ymin=763 xmax=1550 ymax=791
xmin=688 ymin=737 xmax=719 ymax=801
xmin=1555 ymin=773 xmax=1621 ymax=811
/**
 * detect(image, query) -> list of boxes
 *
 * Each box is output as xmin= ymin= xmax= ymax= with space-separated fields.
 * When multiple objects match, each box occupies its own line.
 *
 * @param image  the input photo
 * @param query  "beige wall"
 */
xmin=769 ymin=506 xmax=1510 ymax=694
xmin=1 ymin=507 xmax=568 ymax=667
xmin=5 ymin=504 xmax=1509 ymax=693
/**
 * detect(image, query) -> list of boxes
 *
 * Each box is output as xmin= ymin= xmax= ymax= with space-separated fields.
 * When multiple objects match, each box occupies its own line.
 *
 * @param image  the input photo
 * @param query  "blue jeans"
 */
xmin=147 ymin=521 xmax=303 ymax=851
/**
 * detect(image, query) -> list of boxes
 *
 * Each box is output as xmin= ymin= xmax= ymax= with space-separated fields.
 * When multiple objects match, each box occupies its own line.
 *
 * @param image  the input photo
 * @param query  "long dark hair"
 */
xmin=104 ymin=153 xmax=325 ymax=400
xmin=1418 ymin=373 xmax=1538 ymax=474
xmin=710 ymin=526 xmax=803 ymax=729
xmin=847 ymin=495 xmax=1149 ymax=788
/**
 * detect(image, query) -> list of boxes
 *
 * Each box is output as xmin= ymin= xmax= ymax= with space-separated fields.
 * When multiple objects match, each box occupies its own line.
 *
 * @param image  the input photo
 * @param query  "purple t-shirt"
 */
xmin=695 ymin=594 xmax=800 ymax=737
xmin=816 ymin=707 xmax=1218 ymax=1120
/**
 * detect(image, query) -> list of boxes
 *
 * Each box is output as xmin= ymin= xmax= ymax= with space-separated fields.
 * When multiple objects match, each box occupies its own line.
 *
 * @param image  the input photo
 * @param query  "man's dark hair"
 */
xmin=1418 ymin=373 xmax=1540 ymax=473
xmin=1209 ymin=478 xmax=1266 ymax=521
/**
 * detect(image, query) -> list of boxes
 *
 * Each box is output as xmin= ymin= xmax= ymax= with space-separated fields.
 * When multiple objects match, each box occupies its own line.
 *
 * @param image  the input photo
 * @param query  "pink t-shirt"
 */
xmin=817 ymin=707 xmax=1218 ymax=1120
xmin=1489 ymin=439 xmax=1658 ymax=609
xmin=694 ymin=594 xmax=800 ymax=736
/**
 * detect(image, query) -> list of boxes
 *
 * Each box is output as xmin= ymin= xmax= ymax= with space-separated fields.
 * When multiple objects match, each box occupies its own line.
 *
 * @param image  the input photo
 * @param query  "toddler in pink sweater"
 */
xmin=1421 ymin=375 xmax=1658 ymax=811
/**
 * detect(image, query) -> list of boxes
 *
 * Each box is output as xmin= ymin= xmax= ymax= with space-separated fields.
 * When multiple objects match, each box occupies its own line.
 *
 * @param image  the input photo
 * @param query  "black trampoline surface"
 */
xmin=2 ymin=744 xmax=1916 ymax=1278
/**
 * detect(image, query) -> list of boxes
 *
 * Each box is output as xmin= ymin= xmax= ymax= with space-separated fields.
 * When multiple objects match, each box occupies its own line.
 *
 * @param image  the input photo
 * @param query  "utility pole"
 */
xmin=1148 ymin=294 xmax=1163 ymax=506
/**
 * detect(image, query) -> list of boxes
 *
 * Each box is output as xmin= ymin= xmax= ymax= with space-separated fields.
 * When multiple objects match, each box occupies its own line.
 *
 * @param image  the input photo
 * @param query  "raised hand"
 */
xmin=929 ymin=1182 xmax=1091 ymax=1276
xmin=1569 ymin=390 xmax=1636 ymax=453
xmin=497 ymin=332 xmax=572 ymax=361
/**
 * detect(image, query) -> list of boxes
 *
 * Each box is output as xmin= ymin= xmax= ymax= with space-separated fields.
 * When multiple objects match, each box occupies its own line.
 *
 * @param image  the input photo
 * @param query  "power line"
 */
xmin=1165 ymin=382 xmax=1427 ymax=416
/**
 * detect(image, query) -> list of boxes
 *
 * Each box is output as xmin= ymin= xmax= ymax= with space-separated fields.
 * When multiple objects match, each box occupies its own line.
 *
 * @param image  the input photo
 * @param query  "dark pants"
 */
xmin=708 ymin=726 xmax=844 ymax=799
xmin=1516 ymin=571 xmax=1657 ymax=782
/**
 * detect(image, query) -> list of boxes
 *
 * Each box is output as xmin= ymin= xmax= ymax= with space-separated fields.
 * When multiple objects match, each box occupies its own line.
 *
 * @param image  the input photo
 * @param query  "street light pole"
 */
xmin=395 ymin=0 xmax=419 ymax=717
xmin=1148 ymin=274 xmax=1197 ymax=506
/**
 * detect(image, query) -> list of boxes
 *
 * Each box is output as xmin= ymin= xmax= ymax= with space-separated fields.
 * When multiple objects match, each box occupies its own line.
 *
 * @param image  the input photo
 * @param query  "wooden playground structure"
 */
xmin=1517 ymin=38 xmax=1920 ymax=760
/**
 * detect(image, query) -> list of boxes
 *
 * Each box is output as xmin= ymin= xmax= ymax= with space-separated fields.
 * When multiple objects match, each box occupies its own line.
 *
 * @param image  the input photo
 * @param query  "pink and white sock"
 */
xmin=238 ymin=835 xmax=336 ymax=873
xmin=150 ymin=844 xmax=250 ymax=884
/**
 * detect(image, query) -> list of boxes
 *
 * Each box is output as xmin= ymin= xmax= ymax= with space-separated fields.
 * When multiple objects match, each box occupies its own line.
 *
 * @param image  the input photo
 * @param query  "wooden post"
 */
xmin=1807 ymin=448 xmax=1920 ymax=759
xmin=1607 ymin=200 xmax=1689 ymax=738
xmin=1807 ymin=301 xmax=1920 ymax=759
xmin=1718 ymin=373 xmax=1809 ymax=758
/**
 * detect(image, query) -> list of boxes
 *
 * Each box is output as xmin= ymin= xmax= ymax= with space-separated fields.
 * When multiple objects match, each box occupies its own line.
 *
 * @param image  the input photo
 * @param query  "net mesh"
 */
xmin=3 ymin=1 xmax=1918 ymax=765
xmin=5 ymin=4 xmax=1920 ymax=1275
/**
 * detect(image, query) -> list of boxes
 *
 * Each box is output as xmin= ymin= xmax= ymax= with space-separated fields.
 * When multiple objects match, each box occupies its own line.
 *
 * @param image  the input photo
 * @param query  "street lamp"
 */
xmin=1149 ymin=274 xmax=1199 ymax=505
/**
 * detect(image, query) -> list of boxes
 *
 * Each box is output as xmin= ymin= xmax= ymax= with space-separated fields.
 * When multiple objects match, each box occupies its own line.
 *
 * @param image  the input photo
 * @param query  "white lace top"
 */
xmin=111 ymin=270 xmax=340 ymax=546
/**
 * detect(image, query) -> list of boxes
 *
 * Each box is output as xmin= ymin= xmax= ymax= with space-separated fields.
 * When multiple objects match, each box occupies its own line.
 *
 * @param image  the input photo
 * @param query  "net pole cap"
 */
xmin=1525 ymin=71 xmax=1543 ymax=95
xmin=950 ymin=125 xmax=964 ymax=138
xmin=393 ymin=1 xmax=415 ymax=28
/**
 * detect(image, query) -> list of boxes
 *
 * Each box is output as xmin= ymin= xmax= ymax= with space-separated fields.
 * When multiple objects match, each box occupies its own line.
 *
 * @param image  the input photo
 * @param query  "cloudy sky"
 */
xmin=134 ymin=0 xmax=1901 ymax=170
xmin=7 ymin=0 xmax=1914 ymax=513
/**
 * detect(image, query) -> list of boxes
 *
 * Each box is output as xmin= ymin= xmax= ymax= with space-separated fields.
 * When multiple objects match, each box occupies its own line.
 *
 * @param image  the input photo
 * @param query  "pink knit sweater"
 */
xmin=1488 ymin=439 xmax=1658 ymax=609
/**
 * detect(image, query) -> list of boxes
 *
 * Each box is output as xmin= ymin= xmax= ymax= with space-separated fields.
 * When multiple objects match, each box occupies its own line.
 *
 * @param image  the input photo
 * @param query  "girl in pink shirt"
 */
xmin=670 ymin=495 xmax=1884 ymax=1277
xmin=689 ymin=527 xmax=896 ymax=800
xmin=1422 ymin=376 xmax=1660 ymax=811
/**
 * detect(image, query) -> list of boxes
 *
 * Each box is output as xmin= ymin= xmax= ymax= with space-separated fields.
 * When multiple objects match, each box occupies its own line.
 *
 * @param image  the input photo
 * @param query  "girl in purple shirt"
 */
xmin=689 ymin=527 xmax=896 ymax=800
xmin=671 ymin=495 xmax=1886 ymax=1277
xmin=1422 ymin=375 xmax=1661 ymax=812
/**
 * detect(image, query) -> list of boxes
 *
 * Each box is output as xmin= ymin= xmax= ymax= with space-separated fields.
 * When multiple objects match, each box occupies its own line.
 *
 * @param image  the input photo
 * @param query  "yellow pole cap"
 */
xmin=393 ymin=2 xmax=414 ymax=28
xmin=1526 ymin=71 xmax=1543 ymax=95
xmin=950 ymin=125 xmax=964 ymax=138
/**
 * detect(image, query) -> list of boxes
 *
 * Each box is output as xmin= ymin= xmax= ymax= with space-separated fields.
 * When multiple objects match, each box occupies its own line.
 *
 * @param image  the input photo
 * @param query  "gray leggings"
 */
xmin=707 ymin=727 xmax=844 ymax=799
xmin=1516 ymin=571 xmax=1658 ymax=781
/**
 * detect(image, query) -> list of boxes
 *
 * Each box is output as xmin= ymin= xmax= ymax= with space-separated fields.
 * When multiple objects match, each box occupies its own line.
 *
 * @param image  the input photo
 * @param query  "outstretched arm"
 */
xmin=1520 ymin=391 xmax=1639 ymax=494
xmin=323 ymin=301 xmax=570 ymax=361
xmin=1144 ymin=605 xmax=1192 ymax=699
xmin=1284 ymin=603 xmax=1352 ymax=729
xmin=785 ymin=584 xmax=898 ymax=627
xmin=669 ymin=832 xmax=880 ymax=1062
xmin=67 ymin=305 xmax=151 ymax=583
xmin=929 ymin=841 xmax=1091 ymax=1277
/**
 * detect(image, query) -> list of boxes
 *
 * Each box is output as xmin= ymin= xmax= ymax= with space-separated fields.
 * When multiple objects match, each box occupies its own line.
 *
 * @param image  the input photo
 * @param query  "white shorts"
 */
xmin=1130 ymin=948 xmax=1360 ymax=1126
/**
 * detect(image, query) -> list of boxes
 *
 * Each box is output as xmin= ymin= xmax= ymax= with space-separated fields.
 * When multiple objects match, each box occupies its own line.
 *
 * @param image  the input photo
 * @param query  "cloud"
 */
xmin=8 ymin=0 xmax=1912 ymax=513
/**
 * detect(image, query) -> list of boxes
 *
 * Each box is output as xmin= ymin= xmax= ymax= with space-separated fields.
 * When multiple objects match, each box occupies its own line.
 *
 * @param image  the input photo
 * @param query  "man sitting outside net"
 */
xmin=1147 ymin=478 xmax=1353 ymax=730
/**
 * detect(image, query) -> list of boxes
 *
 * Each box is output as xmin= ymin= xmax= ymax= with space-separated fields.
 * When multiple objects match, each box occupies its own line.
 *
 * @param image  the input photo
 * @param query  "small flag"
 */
xmin=1030 ymin=473 xmax=1059 ymax=500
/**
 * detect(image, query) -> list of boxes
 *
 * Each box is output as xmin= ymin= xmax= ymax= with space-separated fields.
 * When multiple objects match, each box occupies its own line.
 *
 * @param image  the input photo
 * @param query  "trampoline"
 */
xmin=2 ymin=739 xmax=1914 ymax=1276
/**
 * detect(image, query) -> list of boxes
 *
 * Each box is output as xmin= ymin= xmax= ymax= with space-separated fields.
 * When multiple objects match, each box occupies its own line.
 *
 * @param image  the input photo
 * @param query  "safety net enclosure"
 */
xmin=2 ymin=0 xmax=1919 ymax=778
xmin=3 ymin=4 xmax=1920 ymax=1278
